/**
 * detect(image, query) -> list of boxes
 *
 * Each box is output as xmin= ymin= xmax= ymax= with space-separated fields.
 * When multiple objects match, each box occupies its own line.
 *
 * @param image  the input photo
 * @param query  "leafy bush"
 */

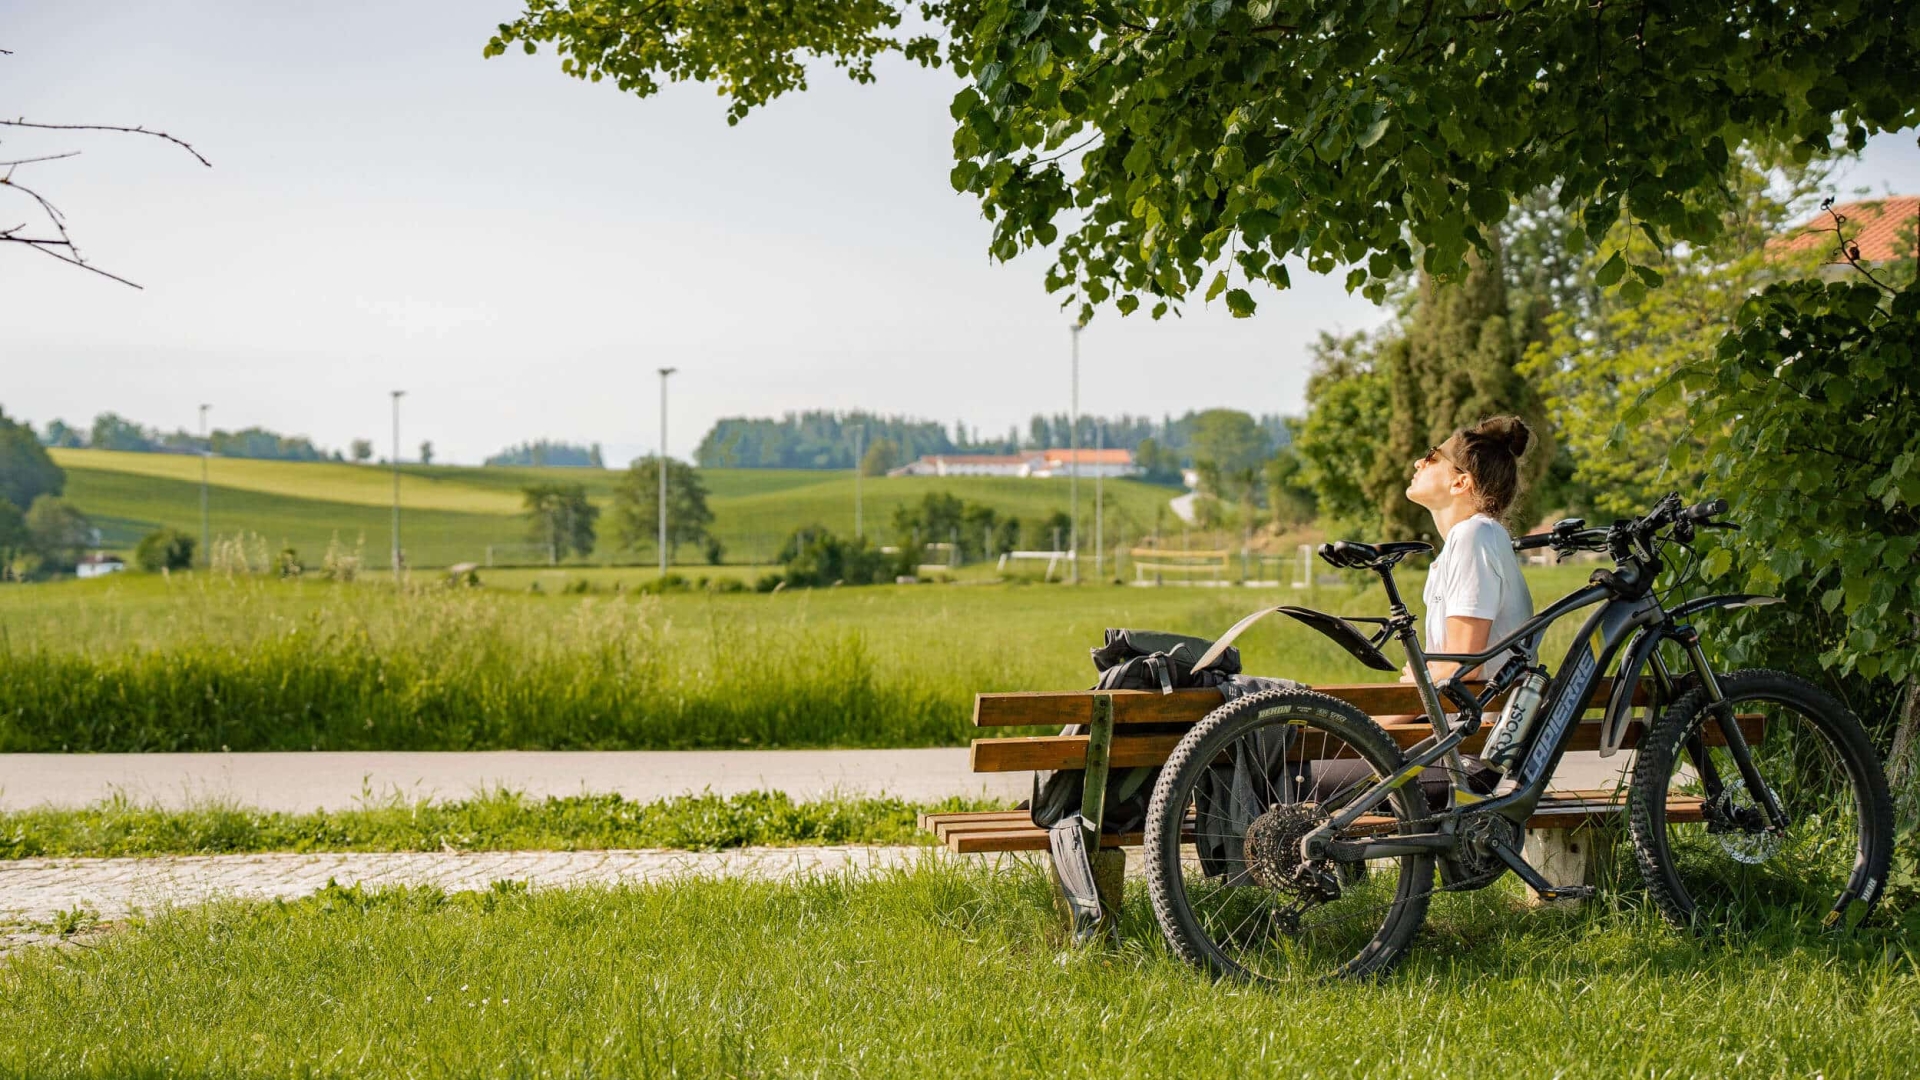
xmin=776 ymin=525 xmax=888 ymax=587
xmin=133 ymin=529 xmax=196 ymax=572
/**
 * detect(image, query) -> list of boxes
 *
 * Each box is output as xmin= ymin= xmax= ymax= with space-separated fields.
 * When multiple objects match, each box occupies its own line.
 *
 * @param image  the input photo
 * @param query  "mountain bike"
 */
xmin=1142 ymin=493 xmax=1894 ymax=981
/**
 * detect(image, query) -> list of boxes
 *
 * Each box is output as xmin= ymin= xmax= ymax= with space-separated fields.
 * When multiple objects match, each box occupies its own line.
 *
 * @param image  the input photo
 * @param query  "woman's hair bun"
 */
xmin=1468 ymin=415 xmax=1531 ymax=459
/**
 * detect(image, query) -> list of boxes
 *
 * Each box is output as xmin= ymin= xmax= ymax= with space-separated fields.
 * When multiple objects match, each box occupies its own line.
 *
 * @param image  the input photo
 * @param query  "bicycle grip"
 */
xmin=1513 ymin=532 xmax=1553 ymax=551
xmin=1681 ymin=497 xmax=1728 ymax=522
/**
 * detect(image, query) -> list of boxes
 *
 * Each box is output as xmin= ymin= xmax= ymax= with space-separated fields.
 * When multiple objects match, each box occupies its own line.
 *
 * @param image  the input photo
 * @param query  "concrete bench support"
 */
xmin=1523 ymin=825 xmax=1619 ymax=907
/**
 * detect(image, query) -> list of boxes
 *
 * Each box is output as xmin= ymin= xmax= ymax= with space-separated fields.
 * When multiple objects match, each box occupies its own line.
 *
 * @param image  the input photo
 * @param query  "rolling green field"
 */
xmin=0 ymin=566 xmax=1597 ymax=753
xmin=50 ymin=448 xmax=1186 ymax=569
xmin=3 ymin=861 xmax=1915 ymax=1078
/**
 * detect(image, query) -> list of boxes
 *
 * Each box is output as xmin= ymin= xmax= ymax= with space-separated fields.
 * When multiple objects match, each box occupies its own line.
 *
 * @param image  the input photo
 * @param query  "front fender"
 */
xmin=1668 ymin=593 xmax=1782 ymax=620
xmin=1600 ymin=627 xmax=1664 ymax=758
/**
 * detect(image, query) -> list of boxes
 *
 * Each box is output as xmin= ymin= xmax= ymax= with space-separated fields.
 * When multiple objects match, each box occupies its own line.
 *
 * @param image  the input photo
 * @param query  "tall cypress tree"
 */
xmin=1370 ymin=235 xmax=1550 ymax=541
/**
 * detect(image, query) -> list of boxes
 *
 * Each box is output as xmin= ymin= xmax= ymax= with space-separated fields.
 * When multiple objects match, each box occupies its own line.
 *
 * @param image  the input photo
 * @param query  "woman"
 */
xmin=1402 ymin=415 xmax=1536 ymax=683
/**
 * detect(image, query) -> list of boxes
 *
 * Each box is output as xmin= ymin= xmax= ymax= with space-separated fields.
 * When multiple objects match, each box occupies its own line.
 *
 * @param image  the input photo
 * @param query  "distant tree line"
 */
xmin=486 ymin=440 xmax=604 ymax=468
xmin=695 ymin=409 xmax=1290 ymax=471
xmin=0 ymin=407 xmax=94 ymax=580
xmin=38 ymin=411 xmax=329 ymax=462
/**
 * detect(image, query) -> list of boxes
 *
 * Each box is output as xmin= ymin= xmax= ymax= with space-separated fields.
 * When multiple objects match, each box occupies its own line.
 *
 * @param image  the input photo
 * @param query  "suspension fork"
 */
xmin=1650 ymin=650 xmax=1730 ymax=801
xmin=1677 ymin=627 xmax=1790 ymax=832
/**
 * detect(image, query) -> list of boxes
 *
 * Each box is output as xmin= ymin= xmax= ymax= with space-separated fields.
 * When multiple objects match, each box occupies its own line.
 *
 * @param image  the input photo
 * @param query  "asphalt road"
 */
xmin=0 ymin=749 xmax=1030 ymax=812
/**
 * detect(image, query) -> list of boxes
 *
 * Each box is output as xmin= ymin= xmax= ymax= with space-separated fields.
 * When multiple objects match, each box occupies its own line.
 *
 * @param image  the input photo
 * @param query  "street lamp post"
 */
xmin=1095 ymin=419 xmax=1105 ymax=580
xmin=390 ymin=390 xmax=405 ymax=583
xmin=851 ymin=424 xmax=865 ymax=539
xmin=658 ymin=367 xmax=677 ymax=577
xmin=198 ymin=403 xmax=211 ymax=568
xmin=1069 ymin=322 xmax=1082 ymax=584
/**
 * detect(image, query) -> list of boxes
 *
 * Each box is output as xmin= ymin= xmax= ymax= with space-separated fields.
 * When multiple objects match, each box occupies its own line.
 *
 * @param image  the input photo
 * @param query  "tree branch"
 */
xmin=0 ymin=118 xmax=211 ymax=167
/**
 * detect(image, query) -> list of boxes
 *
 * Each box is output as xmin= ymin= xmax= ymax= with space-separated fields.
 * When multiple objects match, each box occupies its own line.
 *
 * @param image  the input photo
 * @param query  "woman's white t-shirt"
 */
xmin=1423 ymin=513 xmax=1535 ymax=674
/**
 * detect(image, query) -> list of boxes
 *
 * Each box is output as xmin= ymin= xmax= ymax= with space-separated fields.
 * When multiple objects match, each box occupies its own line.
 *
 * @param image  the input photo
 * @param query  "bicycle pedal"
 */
xmin=1536 ymin=885 xmax=1596 ymax=902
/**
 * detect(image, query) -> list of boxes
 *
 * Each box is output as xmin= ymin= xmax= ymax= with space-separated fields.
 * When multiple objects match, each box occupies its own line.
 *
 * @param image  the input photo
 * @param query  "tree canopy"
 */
xmin=490 ymin=1 xmax=1919 ymax=319
xmin=0 ymin=410 xmax=64 ymax=513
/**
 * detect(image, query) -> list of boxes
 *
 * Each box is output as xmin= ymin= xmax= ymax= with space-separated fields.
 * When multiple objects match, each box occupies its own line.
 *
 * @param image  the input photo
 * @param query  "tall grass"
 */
xmin=0 ymin=568 xmax=1599 ymax=752
xmin=0 ymin=584 xmax=958 ymax=751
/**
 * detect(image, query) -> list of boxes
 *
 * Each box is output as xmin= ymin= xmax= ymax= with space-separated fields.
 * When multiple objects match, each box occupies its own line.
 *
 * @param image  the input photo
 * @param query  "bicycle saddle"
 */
xmin=1317 ymin=539 xmax=1434 ymax=570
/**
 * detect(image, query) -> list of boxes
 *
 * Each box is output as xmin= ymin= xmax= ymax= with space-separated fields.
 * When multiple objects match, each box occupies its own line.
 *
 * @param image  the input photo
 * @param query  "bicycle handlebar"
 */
xmin=1512 ymin=493 xmax=1728 ymax=557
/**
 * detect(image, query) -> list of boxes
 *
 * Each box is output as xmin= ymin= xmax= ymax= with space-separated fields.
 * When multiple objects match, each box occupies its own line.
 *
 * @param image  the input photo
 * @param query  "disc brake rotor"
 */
xmin=1710 ymin=779 xmax=1782 ymax=865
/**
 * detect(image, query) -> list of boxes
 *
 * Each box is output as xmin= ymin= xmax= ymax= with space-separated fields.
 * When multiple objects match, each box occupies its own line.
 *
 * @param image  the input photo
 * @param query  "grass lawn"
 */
xmin=0 ymin=567 xmax=1603 ymax=752
xmin=49 ymin=448 xmax=1187 ymax=568
xmin=0 ymin=790 xmax=1001 ymax=859
xmin=3 ymin=861 xmax=1916 ymax=1078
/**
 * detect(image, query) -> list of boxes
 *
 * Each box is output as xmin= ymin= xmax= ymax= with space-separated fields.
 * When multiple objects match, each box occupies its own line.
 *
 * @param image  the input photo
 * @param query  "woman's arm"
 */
xmin=1398 ymin=615 xmax=1493 ymax=683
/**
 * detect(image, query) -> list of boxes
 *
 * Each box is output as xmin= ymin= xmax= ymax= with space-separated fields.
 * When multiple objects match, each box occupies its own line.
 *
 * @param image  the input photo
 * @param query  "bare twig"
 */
xmin=3 ymin=234 xmax=143 ymax=288
xmin=0 ymin=150 xmax=81 ymax=168
xmin=0 ymin=118 xmax=210 ymax=167
xmin=1813 ymin=196 xmax=1897 ymax=293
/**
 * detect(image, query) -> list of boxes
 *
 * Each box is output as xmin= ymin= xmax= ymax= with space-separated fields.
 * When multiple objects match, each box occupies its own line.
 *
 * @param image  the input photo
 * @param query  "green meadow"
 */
xmin=0 ymin=566 xmax=1596 ymax=753
xmin=3 ymin=861 xmax=1916 ymax=1079
xmin=51 ymin=448 xmax=1184 ymax=568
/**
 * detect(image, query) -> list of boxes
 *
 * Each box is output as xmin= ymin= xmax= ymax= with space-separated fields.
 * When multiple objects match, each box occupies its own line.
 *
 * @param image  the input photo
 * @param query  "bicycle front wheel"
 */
xmin=1143 ymin=688 xmax=1435 ymax=982
xmin=1628 ymin=668 xmax=1893 ymax=932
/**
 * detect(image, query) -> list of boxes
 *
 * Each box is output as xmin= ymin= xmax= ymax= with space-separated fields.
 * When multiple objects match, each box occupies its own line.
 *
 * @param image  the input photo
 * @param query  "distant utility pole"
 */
xmin=658 ymin=367 xmax=677 ymax=577
xmin=390 ymin=390 xmax=405 ymax=583
xmin=197 ymin=403 xmax=211 ymax=568
xmin=1095 ymin=419 xmax=1105 ymax=580
xmin=851 ymin=424 xmax=865 ymax=539
xmin=1069 ymin=322 xmax=1082 ymax=584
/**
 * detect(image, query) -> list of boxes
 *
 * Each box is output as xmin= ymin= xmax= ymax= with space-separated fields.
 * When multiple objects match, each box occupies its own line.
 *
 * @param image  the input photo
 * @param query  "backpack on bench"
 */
xmin=1027 ymin=628 xmax=1242 ymax=833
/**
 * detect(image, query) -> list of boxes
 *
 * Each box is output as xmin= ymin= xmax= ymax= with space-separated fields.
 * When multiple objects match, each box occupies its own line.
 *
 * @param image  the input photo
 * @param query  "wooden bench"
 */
xmin=925 ymin=679 xmax=1760 ymax=911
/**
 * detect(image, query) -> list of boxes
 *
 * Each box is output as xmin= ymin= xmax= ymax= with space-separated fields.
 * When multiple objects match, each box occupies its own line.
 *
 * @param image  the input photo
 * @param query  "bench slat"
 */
xmin=923 ymin=794 xmax=1707 ymax=853
xmin=969 ymin=714 xmax=1765 ymax=773
xmin=972 ymin=678 xmax=1651 ymax=728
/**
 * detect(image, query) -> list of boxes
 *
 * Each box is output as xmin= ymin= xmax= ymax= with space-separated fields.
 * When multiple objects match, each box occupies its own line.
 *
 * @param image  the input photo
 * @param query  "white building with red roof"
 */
xmin=889 ymin=448 xmax=1139 ymax=479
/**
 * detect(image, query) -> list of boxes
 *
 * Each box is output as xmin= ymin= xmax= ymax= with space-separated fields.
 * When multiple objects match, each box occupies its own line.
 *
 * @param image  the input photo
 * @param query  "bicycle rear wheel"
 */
xmin=1628 ymin=668 xmax=1893 ymax=932
xmin=1143 ymin=688 xmax=1435 ymax=981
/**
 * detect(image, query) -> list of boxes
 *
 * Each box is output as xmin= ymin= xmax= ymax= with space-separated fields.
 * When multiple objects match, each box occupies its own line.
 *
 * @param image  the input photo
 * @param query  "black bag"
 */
xmin=1027 ymin=629 xmax=1241 ymax=833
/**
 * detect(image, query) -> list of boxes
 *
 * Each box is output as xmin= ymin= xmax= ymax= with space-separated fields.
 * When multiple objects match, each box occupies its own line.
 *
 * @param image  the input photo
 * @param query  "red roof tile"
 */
xmin=1775 ymin=197 xmax=1919 ymax=264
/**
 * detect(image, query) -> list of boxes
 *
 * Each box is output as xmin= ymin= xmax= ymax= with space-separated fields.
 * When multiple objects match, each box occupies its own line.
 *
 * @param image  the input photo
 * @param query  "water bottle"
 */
xmin=1485 ymin=667 xmax=1549 ymax=770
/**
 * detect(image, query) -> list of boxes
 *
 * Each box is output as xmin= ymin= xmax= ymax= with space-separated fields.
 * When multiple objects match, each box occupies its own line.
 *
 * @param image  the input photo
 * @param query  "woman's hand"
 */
xmin=1398 ymin=663 xmax=1417 ymax=684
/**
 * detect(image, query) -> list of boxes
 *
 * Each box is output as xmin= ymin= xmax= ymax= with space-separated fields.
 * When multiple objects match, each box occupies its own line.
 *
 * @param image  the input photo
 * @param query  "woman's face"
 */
xmin=1405 ymin=439 xmax=1473 ymax=510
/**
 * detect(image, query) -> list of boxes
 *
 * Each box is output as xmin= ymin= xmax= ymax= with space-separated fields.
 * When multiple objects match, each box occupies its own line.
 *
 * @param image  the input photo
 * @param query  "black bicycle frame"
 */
xmin=1300 ymin=576 xmax=1781 ymax=864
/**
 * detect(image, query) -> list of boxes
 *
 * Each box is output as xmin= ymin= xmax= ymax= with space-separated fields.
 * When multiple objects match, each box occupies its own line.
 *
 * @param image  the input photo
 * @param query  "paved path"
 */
xmin=0 ymin=749 xmax=1028 ymax=812
xmin=0 ymin=846 xmax=947 ymax=951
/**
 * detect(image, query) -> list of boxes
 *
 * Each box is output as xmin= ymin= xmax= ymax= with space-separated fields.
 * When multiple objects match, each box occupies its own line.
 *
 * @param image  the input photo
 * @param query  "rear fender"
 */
xmin=1192 ymin=605 xmax=1396 ymax=674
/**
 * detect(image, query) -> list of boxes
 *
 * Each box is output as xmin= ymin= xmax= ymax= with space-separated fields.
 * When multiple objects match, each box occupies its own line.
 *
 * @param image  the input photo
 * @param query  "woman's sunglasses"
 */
xmin=1412 ymin=444 xmax=1462 ymax=473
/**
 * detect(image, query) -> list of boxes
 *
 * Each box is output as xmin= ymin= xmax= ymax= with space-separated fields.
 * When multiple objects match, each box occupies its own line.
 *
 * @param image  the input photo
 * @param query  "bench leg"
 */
xmin=1049 ymin=847 xmax=1125 ymax=930
xmin=1522 ymin=826 xmax=1617 ymax=906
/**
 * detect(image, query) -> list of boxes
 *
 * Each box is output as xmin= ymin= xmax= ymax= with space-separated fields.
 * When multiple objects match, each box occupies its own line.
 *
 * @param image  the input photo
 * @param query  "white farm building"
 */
xmin=888 ymin=448 xmax=1138 ymax=479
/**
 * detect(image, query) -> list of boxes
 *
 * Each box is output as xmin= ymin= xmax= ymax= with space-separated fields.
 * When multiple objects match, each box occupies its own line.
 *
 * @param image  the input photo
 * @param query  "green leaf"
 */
xmin=1224 ymin=288 xmax=1256 ymax=318
xmin=1356 ymin=115 xmax=1391 ymax=149
xmin=1594 ymin=253 xmax=1625 ymax=288
xmin=1205 ymin=271 xmax=1228 ymax=302
xmin=1632 ymin=264 xmax=1664 ymax=288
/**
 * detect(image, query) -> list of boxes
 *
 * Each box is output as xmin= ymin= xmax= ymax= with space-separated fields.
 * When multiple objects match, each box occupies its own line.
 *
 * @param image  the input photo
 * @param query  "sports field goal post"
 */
xmin=485 ymin=543 xmax=558 ymax=567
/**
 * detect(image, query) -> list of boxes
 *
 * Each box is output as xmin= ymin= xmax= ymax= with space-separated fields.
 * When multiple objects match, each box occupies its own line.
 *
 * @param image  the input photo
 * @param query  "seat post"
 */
xmin=1375 ymin=565 xmax=1410 ymax=617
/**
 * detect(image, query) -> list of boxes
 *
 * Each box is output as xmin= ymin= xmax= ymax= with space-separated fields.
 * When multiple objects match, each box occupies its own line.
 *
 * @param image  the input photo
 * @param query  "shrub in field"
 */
xmin=133 ymin=529 xmax=196 ymax=572
xmin=776 ymin=525 xmax=888 ymax=587
xmin=320 ymin=532 xmax=364 ymax=582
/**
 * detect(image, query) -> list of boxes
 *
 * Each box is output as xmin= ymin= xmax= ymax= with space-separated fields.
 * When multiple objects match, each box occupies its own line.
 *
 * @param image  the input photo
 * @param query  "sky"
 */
xmin=5 ymin=2 xmax=1919 ymax=466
